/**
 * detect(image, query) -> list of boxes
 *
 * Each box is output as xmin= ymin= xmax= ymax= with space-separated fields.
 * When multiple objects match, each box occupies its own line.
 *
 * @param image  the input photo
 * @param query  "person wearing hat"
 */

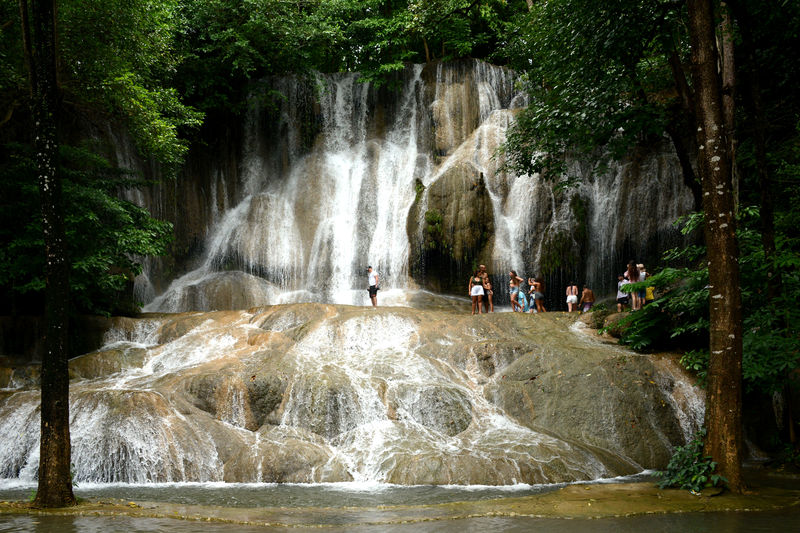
xmin=367 ymin=266 xmax=379 ymax=307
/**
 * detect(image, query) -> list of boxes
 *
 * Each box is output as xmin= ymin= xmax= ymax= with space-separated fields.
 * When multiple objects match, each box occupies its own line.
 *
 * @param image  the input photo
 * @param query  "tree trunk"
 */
xmin=719 ymin=2 xmax=738 ymax=210
xmin=20 ymin=0 xmax=76 ymax=508
xmin=688 ymin=0 xmax=745 ymax=493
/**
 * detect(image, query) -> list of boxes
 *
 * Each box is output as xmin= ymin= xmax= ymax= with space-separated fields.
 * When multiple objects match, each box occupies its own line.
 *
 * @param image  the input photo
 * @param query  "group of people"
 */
xmin=616 ymin=261 xmax=653 ymax=311
xmin=371 ymin=260 xmax=652 ymax=314
xmin=468 ymin=265 xmax=548 ymax=315
xmin=468 ymin=261 xmax=652 ymax=315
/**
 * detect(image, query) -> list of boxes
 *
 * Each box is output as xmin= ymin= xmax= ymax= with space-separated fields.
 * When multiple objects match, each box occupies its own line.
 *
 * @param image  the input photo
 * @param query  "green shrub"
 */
xmin=655 ymin=429 xmax=727 ymax=493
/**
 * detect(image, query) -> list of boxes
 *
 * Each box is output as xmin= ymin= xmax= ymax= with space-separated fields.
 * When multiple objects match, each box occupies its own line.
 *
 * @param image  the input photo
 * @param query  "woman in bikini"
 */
xmin=565 ymin=281 xmax=579 ymax=312
xmin=509 ymin=270 xmax=524 ymax=312
xmin=469 ymin=269 xmax=485 ymax=315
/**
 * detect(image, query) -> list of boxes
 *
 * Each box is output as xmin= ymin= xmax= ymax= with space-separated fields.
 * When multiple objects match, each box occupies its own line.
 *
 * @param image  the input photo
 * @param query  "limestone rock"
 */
xmin=603 ymin=312 xmax=631 ymax=338
xmin=391 ymin=384 xmax=473 ymax=436
xmin=408 ymin=164 xmax=494 ymax=294
xmin=69 ymin=345 xmax=147 ymax=380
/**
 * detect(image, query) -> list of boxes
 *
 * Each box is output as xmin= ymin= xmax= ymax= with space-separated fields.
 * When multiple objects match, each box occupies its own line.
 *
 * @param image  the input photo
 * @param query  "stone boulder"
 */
xmin=408 ymin=164 xmax=494 ymax=294
xmin=69 ymin=344 xmax=147 ymax=380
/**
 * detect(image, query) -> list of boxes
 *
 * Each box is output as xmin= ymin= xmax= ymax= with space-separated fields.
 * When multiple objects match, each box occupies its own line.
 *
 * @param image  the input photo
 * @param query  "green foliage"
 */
xmin=173 ymin=0 xmax=524 ymax=106
xmin=424 ymin=209 xmax=447 ymax=252
xmin=502 ymin=0 xmax=680 ymax=179
xmin=776 ymin=443 xmax=800 ymax=468
xmin=0 ymin=143 xmax=173 ymax=315
xmin=618 ymin=204 xmax=800 ymax=395
xmin=679 ymin=350 xmax=709 ymax=389
xmin=56 ymin=0 xmax=202 ymax=174
xmin=656 ymin=429 xmax=727 ymax=492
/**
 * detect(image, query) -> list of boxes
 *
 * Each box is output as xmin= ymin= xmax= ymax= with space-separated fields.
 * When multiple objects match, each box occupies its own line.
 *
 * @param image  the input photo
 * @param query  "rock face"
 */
xmin=408 ymin=164 xmax=495 ymax=294
xmin=0 ymin=304 xmax=704 ymax=485
xmin=119 ymin=59 xmax=694 ymax=313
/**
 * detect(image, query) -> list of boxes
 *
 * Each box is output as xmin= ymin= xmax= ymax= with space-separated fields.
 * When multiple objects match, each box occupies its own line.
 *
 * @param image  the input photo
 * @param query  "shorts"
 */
xmin=566 ymin=295 xmax=578 ymax=304
xmin=534 ymin=292 xmax=544 ymax=300
xmin=471 ymin=285 xmax=485 ymax=297
xmin=582 ymin=302 xmax=594 ymax=312
xmin=510 ymin=287 xmax=519 ymax=295
xmin=617 ymin=296 xmax=629 ymax=305
xmin=368 ymin=285 xmax=379 ymax=297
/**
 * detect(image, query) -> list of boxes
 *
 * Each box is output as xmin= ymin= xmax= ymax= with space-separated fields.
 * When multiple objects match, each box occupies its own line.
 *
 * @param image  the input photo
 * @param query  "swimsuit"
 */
xmin=471 ymin=277 xmax=485 ymax=297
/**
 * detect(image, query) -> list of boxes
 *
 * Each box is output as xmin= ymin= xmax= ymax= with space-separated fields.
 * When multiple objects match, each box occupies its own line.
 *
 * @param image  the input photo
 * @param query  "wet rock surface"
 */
xmin=0 ymin=304 xmax=704 ymax=485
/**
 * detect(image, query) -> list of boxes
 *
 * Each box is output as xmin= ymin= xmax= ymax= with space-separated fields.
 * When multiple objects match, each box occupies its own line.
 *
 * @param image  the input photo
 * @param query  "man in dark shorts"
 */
xmin=367 ymin=266 xmax=379 ymax=307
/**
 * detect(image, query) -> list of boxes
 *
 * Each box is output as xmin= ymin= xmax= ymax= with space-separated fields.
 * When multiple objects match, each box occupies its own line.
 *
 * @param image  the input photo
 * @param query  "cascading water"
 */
xmin=0 ymin=60 xmax=705 ymax=488
xmin=0 ymin=305 xmax=704 ymax=485
xmin=138 ymin=59 xmax=693 ymax=312
xmin=144 ymin=65 xmax=432 ymax=311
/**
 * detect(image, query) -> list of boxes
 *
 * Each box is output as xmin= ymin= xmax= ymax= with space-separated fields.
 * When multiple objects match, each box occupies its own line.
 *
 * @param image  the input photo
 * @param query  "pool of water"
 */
xmin=0 ymin=480 xmax=563 ymax=509
xmin=2 ymin=510 xmax=800 ymax=532
xmin=2 ymin=473 xmax=798 ymax=532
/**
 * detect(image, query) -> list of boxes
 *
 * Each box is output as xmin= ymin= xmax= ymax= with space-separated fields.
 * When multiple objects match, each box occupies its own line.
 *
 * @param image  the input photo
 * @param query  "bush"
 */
xmin=656 ymin=429 xmax=727 ymax=492
xmin=586 ymin=302 xmax=612 ymax=329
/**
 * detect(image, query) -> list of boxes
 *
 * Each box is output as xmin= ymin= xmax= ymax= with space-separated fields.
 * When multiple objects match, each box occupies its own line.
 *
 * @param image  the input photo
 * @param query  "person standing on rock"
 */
xmin=469 ymin=268 xmax=485 ymax=315
xmin=579 ymin=286 xmax=595 ymax=313
xmin=531 ymin=276 xmax=547 ymax=313
xmin=625 ymin=261 xmax=641 ymax=310
xmin=617 ymin=275 xmax=630 ymax=312
xmin=479 ymin=264 xmax=493 ymax=313
xmin=566 ymin=281 xmax=579 ymax=312
xmin=509 ymin=270 xmax=524 ymax=311
xmin=637 ymin=264 xmax=647 ymax=310
xmin=367 ymin=266 xmax=379 ymax=307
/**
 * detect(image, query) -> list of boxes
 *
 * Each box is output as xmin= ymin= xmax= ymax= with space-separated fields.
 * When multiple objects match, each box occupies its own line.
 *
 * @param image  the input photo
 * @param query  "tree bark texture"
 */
xmin=20 ymin=0 xmax=76 ymax=507
xmin=688 ymin=0 xmax=745 ymax=492
xmin=719 ymin=2 xmax=738 ymax=209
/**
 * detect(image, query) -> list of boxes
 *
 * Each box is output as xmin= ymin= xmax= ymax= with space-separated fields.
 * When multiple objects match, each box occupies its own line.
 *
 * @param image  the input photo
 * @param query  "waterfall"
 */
xmin=144 ymin=66 xmax=431 ymax=311
xmin=137 ymin=59 xmax=693 ymax=312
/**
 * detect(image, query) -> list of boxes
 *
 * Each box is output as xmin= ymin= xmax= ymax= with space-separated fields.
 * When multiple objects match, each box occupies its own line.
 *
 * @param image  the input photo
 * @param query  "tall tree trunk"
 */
xmin=688 ymin=0 xmax=745 ymax=493
xmin=719 ymin=2 xmax=737 ymax=210
xmin=19 ymin=0 xmax=76 ymax=508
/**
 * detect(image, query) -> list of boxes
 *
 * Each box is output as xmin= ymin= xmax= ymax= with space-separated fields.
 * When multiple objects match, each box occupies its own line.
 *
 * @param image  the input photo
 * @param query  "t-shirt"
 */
xmin=617 ymin=279 xmax=630 ymax=299
xmin=368 ymin=271 xmax=378 ymax=286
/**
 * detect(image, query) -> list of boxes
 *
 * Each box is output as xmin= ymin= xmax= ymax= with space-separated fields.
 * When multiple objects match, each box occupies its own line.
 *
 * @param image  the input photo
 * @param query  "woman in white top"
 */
xmin=469 ymin=269 xmax=485 ymax=315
